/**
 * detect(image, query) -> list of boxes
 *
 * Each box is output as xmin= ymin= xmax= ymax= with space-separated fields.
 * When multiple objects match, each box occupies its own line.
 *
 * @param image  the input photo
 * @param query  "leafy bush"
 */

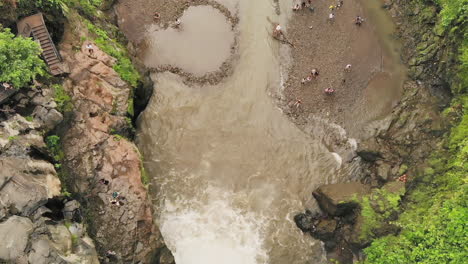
xmin=0 ymin=28 xmax=47 ymax=88
xmin=46 ymin=135 xmax=64 ymax=162
xmin=436 ymin=0 xmax=468 ymax=94
xmin=52 ymin=84 xmax=73 ymax=112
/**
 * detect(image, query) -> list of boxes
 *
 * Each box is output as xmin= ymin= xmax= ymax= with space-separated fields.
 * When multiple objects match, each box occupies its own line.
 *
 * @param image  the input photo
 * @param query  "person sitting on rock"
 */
xmin=293 ymin=4 xmax=301 ymax=11
xmin=86 ymin=43 xmax=94 ymax=55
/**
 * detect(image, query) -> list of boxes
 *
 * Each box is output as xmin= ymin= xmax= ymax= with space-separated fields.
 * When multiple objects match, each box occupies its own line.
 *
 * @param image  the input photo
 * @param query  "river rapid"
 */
xmin=135 ymin=0 xmax=402 ymax=263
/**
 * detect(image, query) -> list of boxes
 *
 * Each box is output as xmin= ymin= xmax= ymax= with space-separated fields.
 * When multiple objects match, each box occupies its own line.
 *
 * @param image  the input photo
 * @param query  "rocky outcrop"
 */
xmin=0 ymin=87 xmax=99 ymax=264
xmin=58 ymin=23 xmax=173 ymax=263
xmin=312 ymin=182 xmax=371 ymax=217
xmin=296 ymin=181 xmax=406 ymax=264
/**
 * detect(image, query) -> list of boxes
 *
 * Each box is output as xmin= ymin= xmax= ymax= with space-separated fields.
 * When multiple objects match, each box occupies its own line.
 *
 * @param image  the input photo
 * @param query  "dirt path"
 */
xmin=280 ymin=0 xmax=403 ymax=137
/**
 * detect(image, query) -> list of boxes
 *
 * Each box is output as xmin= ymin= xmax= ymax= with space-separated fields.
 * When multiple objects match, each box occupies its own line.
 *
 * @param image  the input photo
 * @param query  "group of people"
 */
xmin=293 ymin=0 xmax=315 ymax=12
xmin=98 ymin=178 xmax=126 ymax=206
xmin=273 ymin=0 xmax=364 ymax=101
xmin=300 ymin=64 xmax=351 ymax=95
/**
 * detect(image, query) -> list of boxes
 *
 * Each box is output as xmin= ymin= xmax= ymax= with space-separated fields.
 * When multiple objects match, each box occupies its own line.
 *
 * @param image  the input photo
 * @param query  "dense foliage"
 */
xmin=363 ymin=97 xmax=467 ymax=264
xmin=0 ymin=28 xmax=46 ymax=88
xmin=436 ymin=0 xmax=468 ymax=93
xmin=362 ymin=1 xmax=468 ymax=263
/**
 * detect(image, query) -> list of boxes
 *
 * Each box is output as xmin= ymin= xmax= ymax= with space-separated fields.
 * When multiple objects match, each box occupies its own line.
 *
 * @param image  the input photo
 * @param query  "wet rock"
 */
xmin=294 ymin=210 xmax=319 ymax=232
xmin=375 ymin=161 xmax=392 ymax=181
xmin=63 ymin=200 xmax=81 ymax=221
xmin=313 ymin=219 xmax=337 ymax=241
xmin=313 ymin=183 xmax=371 ymax=216
xmin=0 ymin=216 xmax=33 ymax=261
xmin=356 ymin=139 xmax=383 ymax=162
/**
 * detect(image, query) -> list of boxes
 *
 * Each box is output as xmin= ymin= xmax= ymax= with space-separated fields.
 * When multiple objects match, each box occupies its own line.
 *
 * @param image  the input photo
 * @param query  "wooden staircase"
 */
xmin=17 ymin=13 xmax=64 ymax=76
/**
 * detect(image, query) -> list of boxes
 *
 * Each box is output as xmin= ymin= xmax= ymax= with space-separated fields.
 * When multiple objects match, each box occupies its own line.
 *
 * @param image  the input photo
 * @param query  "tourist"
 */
xmin=345 ymin=64 xmax=352 ymax=72
xmin=293 ymin=99 xmax=302 ymax=107
xmin=86 ymin=43 xmax=94 ymax=55
xmin=325 ymin=88 xmax=335 ymax=95
xmin=311 ymin=68 xmax=319 ymax=77
xmin=2 ymin=82 xmax=12 ymax=90
xmin=112 ymin=191 xmax=120 ymax=199
xmin=329 ymin=13 xmax=335 ymax=21
xmin=99 ymin=179 xmax=110 ymax=185
xmin=273 ymin=24 xmax=284 ymax=39
xmin=355 ymin=16 xmax=364 ymax=26
xmin=293 ymin=4 xmax=301 ymax=11
xmin=337 ymin=0 xmax=344 ymax=8
xmin=174 ymin=18 xmax=181 ymax=28
xmin=329 ymin=5 xmax=336 ymax=11
xmin=153 ymin=12 xmax=160 ymax=21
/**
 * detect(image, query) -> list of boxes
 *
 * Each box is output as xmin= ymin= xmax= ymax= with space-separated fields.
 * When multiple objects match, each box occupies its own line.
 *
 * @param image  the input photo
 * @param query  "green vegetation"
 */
xmin=46 ymin=135 xmax=65 ymax=162
xmin=85 ymin=20 xmax=140 ymax=88
xmin=362 ymin=97 xmax=468 ymax=264
xmin=355 ymin=185 xmax=405 ymax=241
xmin=361 ymin=2 xmax=467 ymax=262
xmin=17 ymin=0 xmax=103 ymax=18
xmin=0 ymin=28 xmax=47 ymax=88
xmin=8 ymin=135 xmax=18 ymax=141
xmin=52 ymin=84 xmax=73 ymax=113
xmin=25 ymin=116 xmax=34 ymax=122
xmin=436 ymin=0 xmax=468 ymax=94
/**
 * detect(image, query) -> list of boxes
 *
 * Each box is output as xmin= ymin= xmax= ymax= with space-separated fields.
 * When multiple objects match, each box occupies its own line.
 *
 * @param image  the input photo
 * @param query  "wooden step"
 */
xmin=42 ymin=46 xmax=54 ymax=53
xmin=44 ymin=55 xmax=58 ymax=61
xmin=43 ymin=50 xmax=55 ymax=56
xmin=46 ymin=58 xmax=60 ymax=64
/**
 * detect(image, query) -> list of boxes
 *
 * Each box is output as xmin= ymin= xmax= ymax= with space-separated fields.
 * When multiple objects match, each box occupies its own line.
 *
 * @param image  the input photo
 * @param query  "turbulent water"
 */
xmin=136 ymin=0 xmax=398 ymax=263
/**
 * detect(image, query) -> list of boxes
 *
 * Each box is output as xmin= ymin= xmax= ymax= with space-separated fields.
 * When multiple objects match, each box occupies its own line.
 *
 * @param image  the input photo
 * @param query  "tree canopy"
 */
xmin=0 ymin=28 xmax=46 ymax=89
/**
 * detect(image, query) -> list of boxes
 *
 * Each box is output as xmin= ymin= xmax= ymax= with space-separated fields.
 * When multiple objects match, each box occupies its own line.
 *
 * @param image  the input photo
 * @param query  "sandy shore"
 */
xmin=278 ymin=0 xmax=404 ymax=137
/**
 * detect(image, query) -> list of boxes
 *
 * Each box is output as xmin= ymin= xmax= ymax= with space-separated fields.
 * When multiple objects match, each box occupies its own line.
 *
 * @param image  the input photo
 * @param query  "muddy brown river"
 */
xmin=135 ymin=0 xmax=405 ymax=263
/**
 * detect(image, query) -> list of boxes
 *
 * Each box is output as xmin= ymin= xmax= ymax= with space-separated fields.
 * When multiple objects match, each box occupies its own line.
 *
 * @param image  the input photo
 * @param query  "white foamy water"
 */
xmin=137 ymin=0 xmax=358 ymax=263
xmin=161 ymin=187 xmax=268 ymax=264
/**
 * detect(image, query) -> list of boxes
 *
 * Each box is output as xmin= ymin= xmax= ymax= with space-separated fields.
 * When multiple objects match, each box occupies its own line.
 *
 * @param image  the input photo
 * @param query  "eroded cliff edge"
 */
xmin=0 ymin=1 xmax=174 ymax=263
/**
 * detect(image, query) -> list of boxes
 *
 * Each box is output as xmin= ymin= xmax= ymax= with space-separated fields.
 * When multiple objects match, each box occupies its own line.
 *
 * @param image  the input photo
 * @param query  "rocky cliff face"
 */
xmin=0 ymin=85 xmax=99 ymax=263
xmin=57 ymin=21 xmax=173 ymax=264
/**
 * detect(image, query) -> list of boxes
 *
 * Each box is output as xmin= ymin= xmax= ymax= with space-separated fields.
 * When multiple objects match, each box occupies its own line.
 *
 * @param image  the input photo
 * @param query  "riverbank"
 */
xmin=277 ymin=0 xmax=405 ymax=139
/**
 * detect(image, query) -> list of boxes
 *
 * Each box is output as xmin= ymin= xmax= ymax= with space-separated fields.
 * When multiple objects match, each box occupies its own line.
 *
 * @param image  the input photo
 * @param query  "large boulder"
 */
xmin=0 ymin=216 xmax=33 ymax=261
xmin=0 ymin=157 xmax=61 ymax=217
xmin=356 ymin=138 xmax=383 ymax=162
xmin=313 ymin=182 xmax=371 ymax=216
